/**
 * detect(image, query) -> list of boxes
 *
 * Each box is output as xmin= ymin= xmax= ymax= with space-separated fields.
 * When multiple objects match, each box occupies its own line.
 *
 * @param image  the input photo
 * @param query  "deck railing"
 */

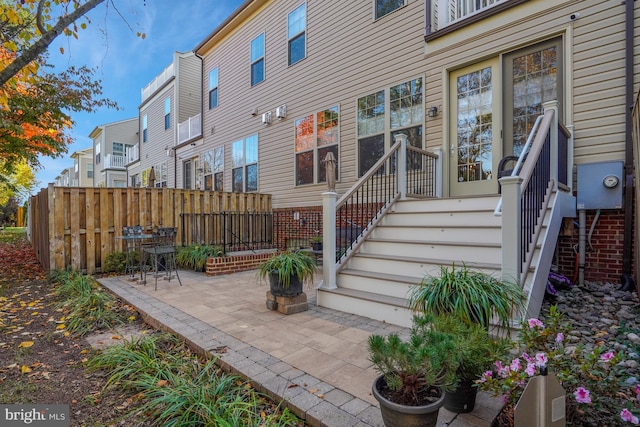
xmin=500 ymin=101 xmax=572 ymax=286
xmin=321 ymin=134 xmax=440 ymax=288
xmin=178 ymin=113 xmax=202 ymax=144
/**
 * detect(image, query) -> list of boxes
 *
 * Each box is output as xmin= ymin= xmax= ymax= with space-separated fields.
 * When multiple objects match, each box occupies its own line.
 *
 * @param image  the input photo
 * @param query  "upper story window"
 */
xmin=95 ymin=142 xmax=101 ymax=164
xmin=87 ymin=163 xmax=93 ymax=178
xmin=112 ymin=142 xmax=133 ymax=157
xmin=375 ymin=0 xmax=406 ymax=19
xmin=251 ymin=34 xmax=265 ymax=86
xmin=164 ymin=97 xmax=171 ymax=130
xmin=232 ymin=134 xmax=258 ymax=192
xmin=428 ymin=0 xmax=513 ymax=35
xmin=295 ymin=106 xmax=340 ymax=186
xmin=288 ymin=3 xmax=306 ymax=66
xmin=203 ymin=146 xmax=224 ymax=191
xmin=209 ymin=67 xmax=219 ymax=109
xmin=357 ymin=77 xmax=423 ymax=176
xmin=142 ymin=114 xmax=148 ymax=143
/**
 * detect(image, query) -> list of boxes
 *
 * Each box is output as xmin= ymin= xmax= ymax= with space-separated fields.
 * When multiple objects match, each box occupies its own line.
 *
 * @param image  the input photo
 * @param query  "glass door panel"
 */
xmin=449 ymin=59 xmax=500 ymax=196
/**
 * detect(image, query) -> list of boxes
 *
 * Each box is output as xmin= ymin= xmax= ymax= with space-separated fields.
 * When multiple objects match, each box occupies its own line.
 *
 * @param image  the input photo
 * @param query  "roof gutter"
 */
xmin=621 ymin=0 xmax=636 ymax=290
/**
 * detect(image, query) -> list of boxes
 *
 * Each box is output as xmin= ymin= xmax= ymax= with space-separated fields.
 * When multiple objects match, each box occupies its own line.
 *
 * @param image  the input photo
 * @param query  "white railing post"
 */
xmin=395 ymin=133 xmax=408 ymax=200
xmin=544 ymin=100 xmax=559 ymax=190
xmin=320 ymin=191 xmax=338 ymax=290
xmin=565 ymin=124 xmax=574 ymax=191
xmin=500 ymin=175 xmax=523 ymax=285
xmin=434 ymin=147 xmax=443 ymax=198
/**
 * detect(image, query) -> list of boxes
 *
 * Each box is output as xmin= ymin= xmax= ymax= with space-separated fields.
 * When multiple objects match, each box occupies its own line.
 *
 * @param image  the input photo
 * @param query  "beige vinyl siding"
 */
xmin=176 ymin=53 xmax=202 ymax=124
xmin=195 ymin=0 xmax=637 ymax=204
xmin=424 ymin=0 xmax=636 ymax=175
xmin=140 ymin=85 xmax=175 ymax=186
xmin=199 ymin=0 xmax=427 ymax=208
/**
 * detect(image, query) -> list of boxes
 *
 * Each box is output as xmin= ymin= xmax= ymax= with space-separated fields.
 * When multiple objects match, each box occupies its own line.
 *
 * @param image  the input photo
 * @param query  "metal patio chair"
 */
xmin=144 ymin=227 xmax=182 ymax=290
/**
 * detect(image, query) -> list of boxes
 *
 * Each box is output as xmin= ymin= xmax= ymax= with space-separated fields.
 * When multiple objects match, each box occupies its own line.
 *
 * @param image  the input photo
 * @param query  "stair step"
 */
xmin=347 ymin=253 xmax=501 ymax=279
xmin=360 ymin=239 xmax=502 ymax=264
xmin=372 ymin=225 xmax=501 ymax=243
xmin=391 ymin=196 xmax=500 ymax=213
xmin=381 ymin=211 xmax=502 ymax=227
xmin=316 ymin=287 xmax=413 ymax=327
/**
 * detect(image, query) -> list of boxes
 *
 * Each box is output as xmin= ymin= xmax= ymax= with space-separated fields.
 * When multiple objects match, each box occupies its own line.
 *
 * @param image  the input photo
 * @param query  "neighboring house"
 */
xmin=89 ymin=118 xmax=138 ymax=187
xmin=185 ymin=0 xmax=638 ymax=325
xmin=54 ymin=168 xmax=72 ymax=187
xmin=69 ymin=147 xmax=94 ymax=187
xmin=128 ymin=51 xmax=202 ymax=189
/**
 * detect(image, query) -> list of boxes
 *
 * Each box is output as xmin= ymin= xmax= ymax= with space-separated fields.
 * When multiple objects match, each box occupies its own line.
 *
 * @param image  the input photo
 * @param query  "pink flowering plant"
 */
xmin=476 ymin=305 xmax=640 ymax=426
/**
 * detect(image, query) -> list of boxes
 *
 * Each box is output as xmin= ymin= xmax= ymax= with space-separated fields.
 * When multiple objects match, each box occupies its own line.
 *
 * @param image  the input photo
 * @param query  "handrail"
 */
xmin=500 ymin=103 xmax=560 ymax=288
xmin=494 ymin=115 xmax=544 ymax=215
xmin=336 ymin=140 xmax=401 ymax=209
xmin=334 ymin=140 xmax=402 ymax=266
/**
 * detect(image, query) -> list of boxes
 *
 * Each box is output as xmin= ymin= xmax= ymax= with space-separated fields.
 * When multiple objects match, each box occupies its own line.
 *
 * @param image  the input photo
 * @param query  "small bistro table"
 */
xmin=116 ymin=232 xmax=153 ymax=284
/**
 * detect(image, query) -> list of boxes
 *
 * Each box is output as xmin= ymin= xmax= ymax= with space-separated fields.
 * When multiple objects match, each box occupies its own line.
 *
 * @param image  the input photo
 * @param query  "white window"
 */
xmin=95 ymin=142 xmax=101 ymax=164
xmin=295 ymin=106 xmax=340 ymax=186
xmin=288 ymin=3 xmax=306 ymax=66
xmin=112 ymin=142 xmax=133 ymax=157
xmin=142 ymin=114 xmax=148 ymax=142
xmin=203 ymin=146 xmax=224 ymax=191
xmin=164 ymin=97 xmax=171 ymax=130
xmin=357 ymin=77 xmax=423 ymax=176
xmin=209 ymin=67 xmax=219 ymax=109
xmin=232 ymin=135 xmax=258 ymax=192
xmin=251 ymin=34 xmax=265 ymax=86
xmin=154 ymin=162 xmax=168 ymax=187
xmin=87 ymin=163 xmax=93 ymax=179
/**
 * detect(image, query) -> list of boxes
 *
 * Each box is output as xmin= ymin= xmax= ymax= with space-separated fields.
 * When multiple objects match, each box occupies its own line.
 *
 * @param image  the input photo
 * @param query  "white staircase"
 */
xmin=316 ymin=194 xmax=572 ymax=328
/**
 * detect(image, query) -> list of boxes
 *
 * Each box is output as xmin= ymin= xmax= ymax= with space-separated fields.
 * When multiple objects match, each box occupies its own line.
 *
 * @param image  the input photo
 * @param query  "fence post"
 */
xmin=320 ymin=191 xmax=338 ymax=289
xmin=500 ymin=175 xmax=523 ymax=286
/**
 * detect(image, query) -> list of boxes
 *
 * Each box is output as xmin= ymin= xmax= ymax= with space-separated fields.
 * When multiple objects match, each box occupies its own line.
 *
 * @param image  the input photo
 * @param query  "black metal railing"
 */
xmin=406 ymin=145 xmax=439 ymax=198
xmin=179 ymin=210 xmax=324 ymax=254
xmin=520 ymin=131 xmax=551 ymax=264
xmin=179 ymin=211 xmax=274 ymax=253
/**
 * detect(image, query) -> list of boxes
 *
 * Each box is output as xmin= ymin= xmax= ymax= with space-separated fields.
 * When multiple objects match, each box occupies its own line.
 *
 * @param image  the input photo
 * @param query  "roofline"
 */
xmin=194 ymin=0 xmax=267 ymax=54
xmin=88 ymin=117 xmax=138 ymax=138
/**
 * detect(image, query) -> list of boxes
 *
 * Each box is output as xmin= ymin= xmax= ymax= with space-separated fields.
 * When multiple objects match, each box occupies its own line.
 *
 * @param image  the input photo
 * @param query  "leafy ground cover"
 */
xmin=0 ymin=229 xmax=305 ymax=426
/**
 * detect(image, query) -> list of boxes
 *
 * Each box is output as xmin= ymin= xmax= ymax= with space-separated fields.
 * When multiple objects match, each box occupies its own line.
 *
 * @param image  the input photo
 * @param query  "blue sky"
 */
xmin=36 ymin=0 xmax=243 ymax=189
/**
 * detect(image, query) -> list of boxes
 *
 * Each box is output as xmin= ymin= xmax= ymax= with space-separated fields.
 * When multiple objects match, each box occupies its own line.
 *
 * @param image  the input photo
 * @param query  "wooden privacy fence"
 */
xmin=28 ymin=184 xmax=271 ymax=274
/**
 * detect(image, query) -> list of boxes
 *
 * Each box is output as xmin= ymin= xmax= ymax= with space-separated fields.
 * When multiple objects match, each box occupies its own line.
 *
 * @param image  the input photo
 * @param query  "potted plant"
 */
xmin=408 ymin=263 xmax=526 ymax=332
xmin=257 ymin=250 xmax=317 ymax=297
xmin=368 ymin=314 xmax=459 ymax=427
xmin=310 ymin=235 xmax=323 ymax=251
xmin=428 ymin=315 xmax=508 ymax=413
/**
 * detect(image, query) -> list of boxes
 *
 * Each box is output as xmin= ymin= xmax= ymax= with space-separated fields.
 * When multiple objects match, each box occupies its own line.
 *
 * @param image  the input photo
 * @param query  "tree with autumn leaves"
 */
xmin=0 ymin=0 xmax=142 ymax=201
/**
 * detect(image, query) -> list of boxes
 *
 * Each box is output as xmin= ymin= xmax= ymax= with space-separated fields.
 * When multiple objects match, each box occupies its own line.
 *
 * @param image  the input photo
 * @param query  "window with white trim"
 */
xmin=142 ymin=114 xmax=148 ymax=143
xmin=112 ymin=142 xmax=133 ymax=157
xmin=251 ymin=34 xmax=265 ymax=86
xmin=154 ymin=162 xmax=168 ymax=187
xmin=209 ymin=67 xmax=219 ymax=109
xmin=164 ymin=97 xmax=171 ymax=130
xmin=295 ymin=106 xmax=339 ymax=186
xmin=357 ymin=77 xmax=423 ymax=176
xmin=232 ymin=134 xmax=258 ymax=192
xmin=95 ymin=142 xmax=101 ymax=164
xmin=87 ymin=163 xmax=93 ymax=179
xmin=203 ymin=146 xmax=224 ymax=191
xmin=375 ymin=0 xmax=406 ymax=19
xmin=288 ymin=3 xmax=306 ymax=66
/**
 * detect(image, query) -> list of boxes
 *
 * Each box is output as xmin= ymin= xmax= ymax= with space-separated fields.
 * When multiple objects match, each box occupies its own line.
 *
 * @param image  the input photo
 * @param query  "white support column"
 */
xmin=395 ymin=134 xmax=408 ymax=200
xmin=543 ymin=100 xmax=559 ymax=190
xmin=434 ymin=147 xmax=443 ymax=198
xmin=500 ymin=175 xmax=523 ymax=285
xmin=565 ymin=124 xmax=575 ymax=191
xmin=320 ymin=191 xmax=338 ymax=289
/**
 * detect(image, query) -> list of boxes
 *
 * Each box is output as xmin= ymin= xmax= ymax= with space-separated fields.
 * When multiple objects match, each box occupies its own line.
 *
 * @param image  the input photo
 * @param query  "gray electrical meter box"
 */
xmin=576 ymin=161 xmax=623 ymax=210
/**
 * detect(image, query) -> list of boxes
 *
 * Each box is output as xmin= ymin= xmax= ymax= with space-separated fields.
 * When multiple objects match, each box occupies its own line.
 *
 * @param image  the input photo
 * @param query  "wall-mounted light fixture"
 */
xmin=428 ymin=106 xmax=439 ymax=118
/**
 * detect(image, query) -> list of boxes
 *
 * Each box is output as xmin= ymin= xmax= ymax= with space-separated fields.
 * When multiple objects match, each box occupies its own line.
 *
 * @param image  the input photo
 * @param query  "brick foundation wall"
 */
xmin=273 ymin=206 xmax=322 ymax=251
xmin=556 ymin=208 xmax=634 ymax=283
xmin=205 ymin=252 xmax=274 ymax=276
